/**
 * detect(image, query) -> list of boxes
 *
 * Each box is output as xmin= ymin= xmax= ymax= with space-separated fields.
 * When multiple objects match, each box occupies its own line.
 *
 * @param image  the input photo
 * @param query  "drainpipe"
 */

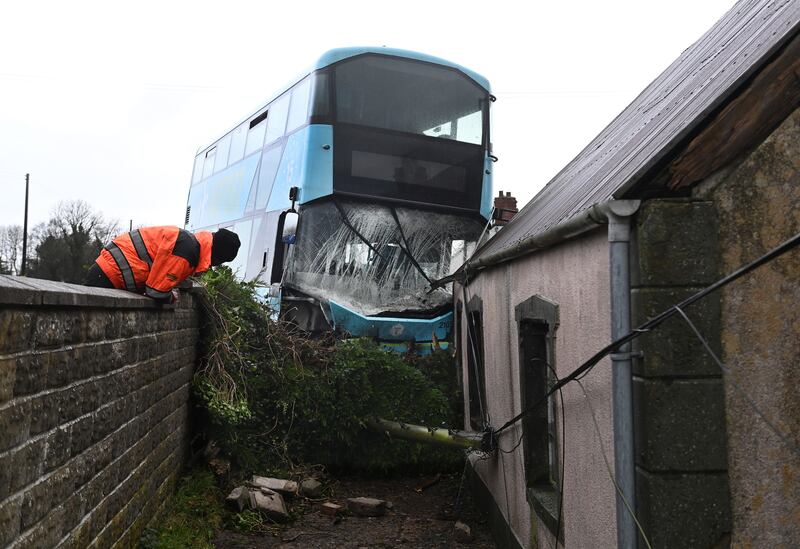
xmin=608 ymin=207 xmax=638 ymax=549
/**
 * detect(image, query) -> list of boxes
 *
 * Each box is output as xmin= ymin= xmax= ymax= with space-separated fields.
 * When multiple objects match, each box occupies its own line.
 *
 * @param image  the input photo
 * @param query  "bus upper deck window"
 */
xmin=229 ymin=124 xmax=247 ymax=164
xmin=192 ymin=154 xmax=204 ymax=184
xmin=423 ymin=122 xmax=453 ymax=139
xmin=202 ymin=147 xmax=216 ymax=179
xmin=456 ymin=111 xmax=482 ymax=145
xmin=310 ymin=72 xmax=330 ymax=118
xmin=214 ymin=135 xmax=231 ymax=173
xmin=266 ymin=94 xmax=290 ymax=144
xmin=287 ymin=77 xmax=311 ymax=133
xmin=246 ymin=110 xmax=268 ymax=156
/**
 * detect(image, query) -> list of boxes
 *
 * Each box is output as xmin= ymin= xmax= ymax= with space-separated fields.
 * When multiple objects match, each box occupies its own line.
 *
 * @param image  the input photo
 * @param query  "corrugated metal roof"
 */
xmin=476 ymin=0 xmax=800 ymax=261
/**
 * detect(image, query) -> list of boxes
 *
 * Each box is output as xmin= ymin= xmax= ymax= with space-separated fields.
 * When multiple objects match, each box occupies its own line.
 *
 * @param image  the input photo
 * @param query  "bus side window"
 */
xmin=287 ymin=77 xmax=311 ymax=133
xmin=311 ymin=72 xmax=330 ymax=118
xmin=229 ymin=123 xmax=247 ymax=164
xmin=192 ymin=154 xmax=204 ymax=184
xmin=266 ymin=94 xmax=290 ymax=144
xmin=246 ymin=110 xmax=268 ymax=156
xmin=214 ymin=135 xmax=231 ymax=173
xmin=202 ymin=147 xmax=216 ymax=179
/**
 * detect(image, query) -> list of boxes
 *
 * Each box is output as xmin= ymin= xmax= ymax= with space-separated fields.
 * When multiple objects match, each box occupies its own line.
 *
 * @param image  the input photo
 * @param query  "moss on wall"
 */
xmin=694 ymin=107 xmax=800 ymax=547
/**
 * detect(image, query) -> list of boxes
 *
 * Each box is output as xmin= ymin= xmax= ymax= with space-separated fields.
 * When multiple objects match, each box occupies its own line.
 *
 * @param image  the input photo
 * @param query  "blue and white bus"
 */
xmin=185 ymin=47 xmax=494 ymax=352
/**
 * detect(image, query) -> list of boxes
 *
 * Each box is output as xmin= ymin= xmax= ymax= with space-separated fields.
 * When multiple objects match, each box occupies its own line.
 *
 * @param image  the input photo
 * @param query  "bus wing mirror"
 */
xmin=281 ymin=210 xmax=299 ymax=244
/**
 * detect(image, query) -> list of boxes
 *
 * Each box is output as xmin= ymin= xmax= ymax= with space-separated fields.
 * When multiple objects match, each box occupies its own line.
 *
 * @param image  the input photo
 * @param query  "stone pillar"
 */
xmin=630 ymin=199 xmax=731 ymax=548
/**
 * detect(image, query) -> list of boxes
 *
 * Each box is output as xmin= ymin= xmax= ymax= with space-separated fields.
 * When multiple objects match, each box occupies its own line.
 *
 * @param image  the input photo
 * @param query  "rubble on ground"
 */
xmin=225 ymin=486 xmax=249 ymax=512
xmin=300 ymin=478 xmax=323 ymax=498
xmin=214 ymin=474 xmax=497 ymax=548
xmin=251 ymin=475 xmax=299 ymax=498
xmin=319 ymin=502 xmax=344 ymax=516
xmin=454 ymin=520 xmax=474 ymax=543
xmin=225 ymin=475 xmax=394 ymax=523
xmin=347 ymin=497 xmax=388 ymax=517
xmin=250 ymin=488 xmax=290 ymax=521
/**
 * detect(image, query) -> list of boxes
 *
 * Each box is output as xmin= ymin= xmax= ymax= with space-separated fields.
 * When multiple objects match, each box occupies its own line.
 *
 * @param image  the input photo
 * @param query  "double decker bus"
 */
xmin=185 ymin=47 xmax=494 ymax=352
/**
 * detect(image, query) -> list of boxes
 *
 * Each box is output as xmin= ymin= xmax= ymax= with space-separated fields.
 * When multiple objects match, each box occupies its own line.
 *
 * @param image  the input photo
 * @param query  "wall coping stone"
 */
xmin=0 ymin=275 xmax=203 ymax=309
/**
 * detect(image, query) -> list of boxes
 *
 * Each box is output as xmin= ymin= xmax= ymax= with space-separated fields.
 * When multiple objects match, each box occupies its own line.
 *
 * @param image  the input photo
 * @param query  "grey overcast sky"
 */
xmin=0 ymin=0 xmax=736 ymax=231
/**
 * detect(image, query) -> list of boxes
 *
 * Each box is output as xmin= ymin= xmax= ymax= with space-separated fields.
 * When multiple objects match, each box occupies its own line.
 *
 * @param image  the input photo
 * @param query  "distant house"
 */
xmin=453 ymin=1 xmax=800 ymax=547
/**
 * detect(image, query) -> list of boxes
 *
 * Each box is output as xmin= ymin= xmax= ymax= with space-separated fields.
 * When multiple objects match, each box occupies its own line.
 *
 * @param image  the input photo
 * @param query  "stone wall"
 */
xmin=0 ymin=276 xmax=200 ymax=548
xmin=695 ymin=107 xmax=800 ymax=547
xmin=631 ymin=199 xmax=732 ymax=548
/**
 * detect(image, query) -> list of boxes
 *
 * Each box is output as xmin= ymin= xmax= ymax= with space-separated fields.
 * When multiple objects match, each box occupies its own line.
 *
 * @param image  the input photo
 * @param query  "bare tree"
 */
xmin=40 ymin=200 xmax=119 ymax=241
xmin=27 ymin=200 xmax=120 ymax=283
xmin=0 ymin=225 xmax=23 ymax=275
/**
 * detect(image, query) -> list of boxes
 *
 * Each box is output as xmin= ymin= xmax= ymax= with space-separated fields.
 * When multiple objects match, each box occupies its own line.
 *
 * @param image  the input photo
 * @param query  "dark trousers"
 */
xmin=84 ymin=263 xmax=115 ymax=288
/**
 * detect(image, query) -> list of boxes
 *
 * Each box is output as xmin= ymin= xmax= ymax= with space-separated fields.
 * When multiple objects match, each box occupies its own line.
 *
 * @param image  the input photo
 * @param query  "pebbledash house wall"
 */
xmin=456 ymin=228 xmax=617 ymax=549
xmin=0 ymin=277 xmax=200 ymax=548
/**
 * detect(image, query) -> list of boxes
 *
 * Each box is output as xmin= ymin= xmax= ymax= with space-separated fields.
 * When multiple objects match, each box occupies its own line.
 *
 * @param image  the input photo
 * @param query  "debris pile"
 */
xmin=224 ymin=476 xmax=407 ymax=527
xmin=225 ymin=475 xmax=299 ymax=522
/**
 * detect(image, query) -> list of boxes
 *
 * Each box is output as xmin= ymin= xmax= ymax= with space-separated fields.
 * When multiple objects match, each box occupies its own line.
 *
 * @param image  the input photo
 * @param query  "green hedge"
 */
xmin=194 ymin=268 xmax=463 ymax=474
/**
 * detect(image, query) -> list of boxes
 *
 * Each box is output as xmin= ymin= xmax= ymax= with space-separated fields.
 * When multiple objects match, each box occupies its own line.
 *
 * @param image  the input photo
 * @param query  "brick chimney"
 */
xmin=492 ymin=191 xmax=518 ymax=226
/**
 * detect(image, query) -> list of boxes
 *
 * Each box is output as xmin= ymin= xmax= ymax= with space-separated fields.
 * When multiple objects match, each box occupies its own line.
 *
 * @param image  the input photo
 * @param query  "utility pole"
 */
xmin=20 ymin=173 xmax=29 ymax=276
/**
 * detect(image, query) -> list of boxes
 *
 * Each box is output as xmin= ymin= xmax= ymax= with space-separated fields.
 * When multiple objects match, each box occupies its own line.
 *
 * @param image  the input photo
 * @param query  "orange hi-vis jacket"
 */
xmin=96 ymin=226 xmax=213 ymax=300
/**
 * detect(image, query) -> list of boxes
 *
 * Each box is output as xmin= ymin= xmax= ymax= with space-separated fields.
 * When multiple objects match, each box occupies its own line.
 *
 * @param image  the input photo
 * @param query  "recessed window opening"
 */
xmin=515 ymin=293 xmax=561 ymax=538
xmin=520 ymin=319 xmax=559 ymax=488
xmin=466 ymin=307 xmax=485 ymax=431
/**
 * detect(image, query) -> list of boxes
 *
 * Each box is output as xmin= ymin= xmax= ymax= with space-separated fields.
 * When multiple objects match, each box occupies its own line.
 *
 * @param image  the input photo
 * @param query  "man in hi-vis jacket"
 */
xmin=85 ymin=226 xmax=240 ymax=302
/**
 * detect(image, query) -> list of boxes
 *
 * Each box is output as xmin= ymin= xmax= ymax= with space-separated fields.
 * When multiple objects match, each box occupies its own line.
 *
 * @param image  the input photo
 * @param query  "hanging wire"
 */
xmin=492 ymin=229 xmax=800 ymax=437
xmin=674 ymin=306 xmax=800 ymax=458
xmin=450 ymin=225 xmax=800 ymax=545
xmin=452 ymin=456 xmax=470 ymax=520
xmin=470 ymin=229 xmax=800 ymax=546
xmin=499 ymin=447 xmax=514 ymax=549
xmin=574 ymin=378 xmax=653 ymax=549
xmin=545 ymin=360 xmax=567 ymax=549
xmin=461 ymin=280 xmax=490 ymax=430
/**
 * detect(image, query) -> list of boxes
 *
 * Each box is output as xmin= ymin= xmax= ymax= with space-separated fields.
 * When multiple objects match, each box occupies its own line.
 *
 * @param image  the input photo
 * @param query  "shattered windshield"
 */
xmin=284 ymin=201 xmax=482 ymax=316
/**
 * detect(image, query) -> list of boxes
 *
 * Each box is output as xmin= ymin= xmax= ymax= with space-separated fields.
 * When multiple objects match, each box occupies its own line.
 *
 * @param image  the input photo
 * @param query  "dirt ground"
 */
xmin=213 ymin=472 xmax=497 ymax=548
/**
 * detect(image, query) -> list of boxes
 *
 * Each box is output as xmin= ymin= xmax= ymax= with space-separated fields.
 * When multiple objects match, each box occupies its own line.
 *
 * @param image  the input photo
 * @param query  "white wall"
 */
xmin=457 ymin=227 xmax=617 ymax=548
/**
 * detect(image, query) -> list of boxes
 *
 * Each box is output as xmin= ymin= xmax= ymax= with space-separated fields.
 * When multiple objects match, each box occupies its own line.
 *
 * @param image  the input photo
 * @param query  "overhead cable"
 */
xmin=493 ymin=229 xmax=800 ymax=437
xmin=675 ymin=306 xmax=800 ymax=458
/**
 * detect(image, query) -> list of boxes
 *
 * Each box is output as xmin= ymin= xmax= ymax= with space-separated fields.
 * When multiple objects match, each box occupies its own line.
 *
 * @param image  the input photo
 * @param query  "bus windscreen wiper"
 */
xmin=333 ymin=201 xmax=386 ymax=261
xmin=389 ymin=207 xmax=433 ymax=285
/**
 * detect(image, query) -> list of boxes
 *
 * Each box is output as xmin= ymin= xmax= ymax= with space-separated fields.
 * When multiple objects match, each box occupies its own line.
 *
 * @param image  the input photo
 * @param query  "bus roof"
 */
xmin=195 ymin=47 xmax=491 ymax=156
xmin=313 ymin=47 xmax=491 ymax=92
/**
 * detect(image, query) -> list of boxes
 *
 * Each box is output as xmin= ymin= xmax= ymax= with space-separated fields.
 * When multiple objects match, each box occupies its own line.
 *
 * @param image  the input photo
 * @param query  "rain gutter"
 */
xmin=461 ymin=200 xmax=641 ymax=277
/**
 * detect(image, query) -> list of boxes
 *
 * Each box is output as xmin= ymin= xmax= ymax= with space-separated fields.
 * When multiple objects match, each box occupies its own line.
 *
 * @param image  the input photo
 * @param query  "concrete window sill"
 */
xmin=527 ymin=485 xmax=563 ymax=543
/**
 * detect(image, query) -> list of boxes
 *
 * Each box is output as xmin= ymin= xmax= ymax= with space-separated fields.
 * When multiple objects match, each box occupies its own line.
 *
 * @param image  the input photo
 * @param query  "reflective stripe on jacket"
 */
xmin=95 ymin=226 xmax=213 ymax=298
